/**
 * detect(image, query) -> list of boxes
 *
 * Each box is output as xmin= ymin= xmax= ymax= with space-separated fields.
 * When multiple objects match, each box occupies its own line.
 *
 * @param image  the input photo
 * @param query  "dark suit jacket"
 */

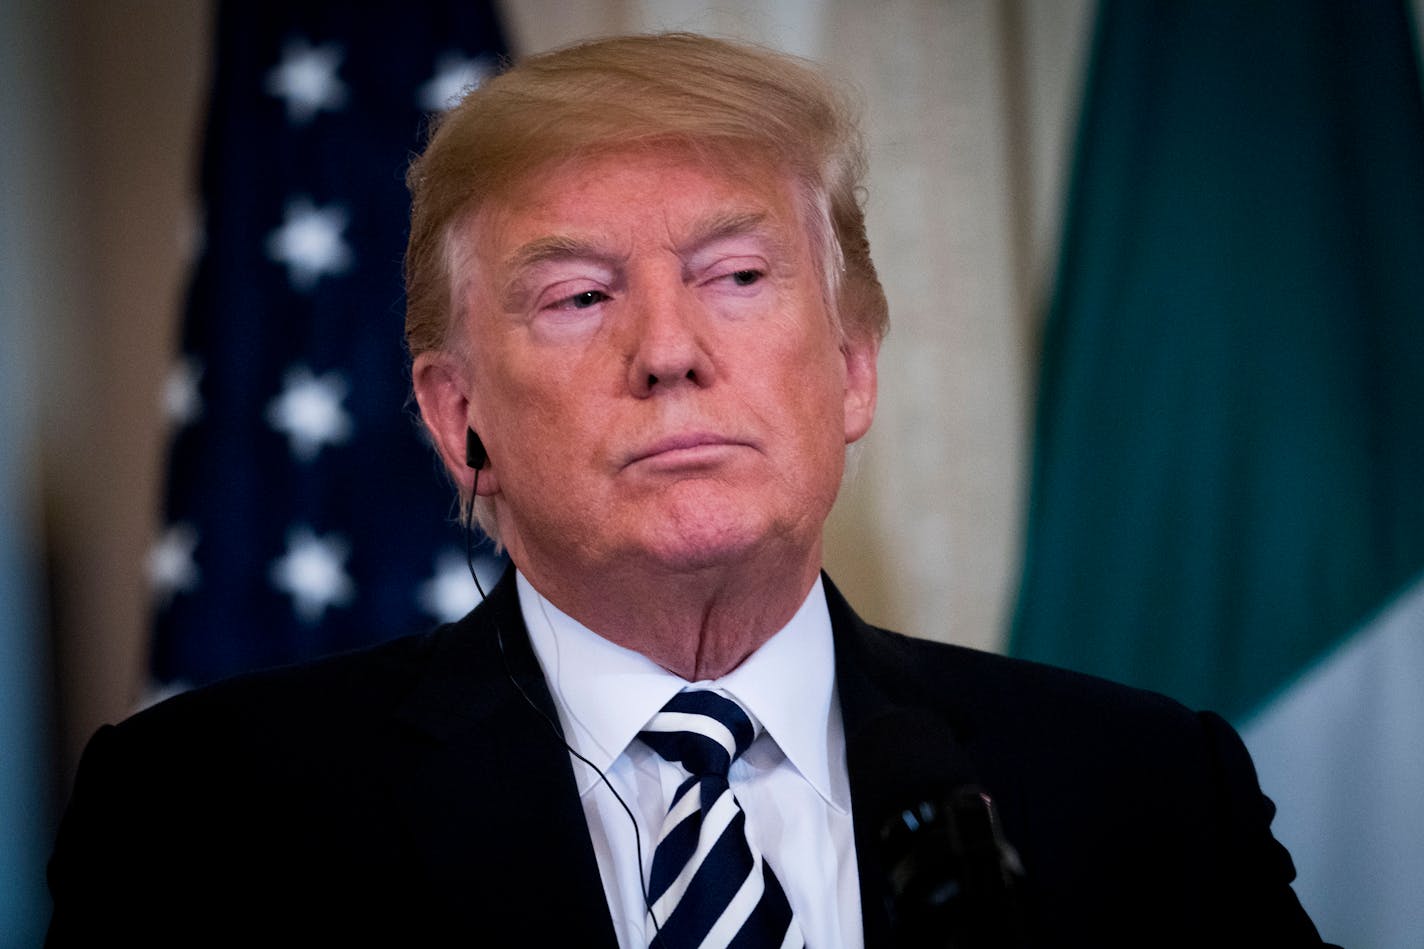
xmin=48 ymin=570 xmax=1329 ymax=946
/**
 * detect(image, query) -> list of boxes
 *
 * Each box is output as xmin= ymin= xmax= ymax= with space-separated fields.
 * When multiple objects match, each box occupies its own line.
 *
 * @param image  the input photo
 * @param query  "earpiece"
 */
xmin=465 ymin=428 xmax=488 ymax=470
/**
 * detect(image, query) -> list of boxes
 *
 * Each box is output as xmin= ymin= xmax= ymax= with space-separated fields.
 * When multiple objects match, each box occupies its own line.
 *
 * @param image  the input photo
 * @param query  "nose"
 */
xmin=626 ymin=280 xmax=715 ymax=397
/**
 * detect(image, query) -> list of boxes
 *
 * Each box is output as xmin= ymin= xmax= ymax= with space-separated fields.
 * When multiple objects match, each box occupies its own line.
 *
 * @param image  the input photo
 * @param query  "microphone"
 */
xmin=849 ymin=709 xmax=1027 ymax=949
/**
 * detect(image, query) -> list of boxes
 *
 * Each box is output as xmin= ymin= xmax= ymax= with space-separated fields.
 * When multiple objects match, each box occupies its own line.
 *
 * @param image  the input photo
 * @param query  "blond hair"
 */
xmin=404 ymin=32 xmax=887 ymax=363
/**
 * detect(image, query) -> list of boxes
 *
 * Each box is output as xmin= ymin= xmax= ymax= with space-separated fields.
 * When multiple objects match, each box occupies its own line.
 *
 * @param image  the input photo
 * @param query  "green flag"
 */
xmin=1012 ymin=3 xmax=1424 ymax=944
xmin=1012 ymin=0 xmax=1424 ymax=721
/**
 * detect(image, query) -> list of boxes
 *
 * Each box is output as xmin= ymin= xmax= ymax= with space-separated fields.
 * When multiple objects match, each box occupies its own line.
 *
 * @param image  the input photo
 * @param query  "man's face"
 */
xmin=424 ymin=144 xmax=877 ymax=586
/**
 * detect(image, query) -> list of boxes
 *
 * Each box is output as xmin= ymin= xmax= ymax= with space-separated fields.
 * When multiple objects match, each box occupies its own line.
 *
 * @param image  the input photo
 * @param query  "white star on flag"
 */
xmin=417 ymin=53 xmax=494 ymax=112
xmin=163 ymin=357 xmax=203 ymax=428
xmin=266 ymin=365 xmax=353 ymax=462
xmin=265 ymin=38 xmax=348 ymax=125
xmin=148 ymin=523 xmax=200 ymax=605
xmin=265 ymin=198 xmax=353 ymax=292
xmin=270 ymin=526 xmax=354 ymax=624
xmin=417 ymin=550 xmax=484 ymax=623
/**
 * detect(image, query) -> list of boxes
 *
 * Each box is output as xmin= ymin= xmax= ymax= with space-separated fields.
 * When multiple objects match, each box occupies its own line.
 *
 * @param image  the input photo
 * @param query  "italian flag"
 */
xmin=1010 ymin=3 xmax=1424 ymax=947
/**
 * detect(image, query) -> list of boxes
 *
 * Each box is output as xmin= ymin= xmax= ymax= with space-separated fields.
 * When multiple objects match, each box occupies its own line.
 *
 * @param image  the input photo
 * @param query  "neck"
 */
xmin=512 ymin=543 xmax=824 ymax=681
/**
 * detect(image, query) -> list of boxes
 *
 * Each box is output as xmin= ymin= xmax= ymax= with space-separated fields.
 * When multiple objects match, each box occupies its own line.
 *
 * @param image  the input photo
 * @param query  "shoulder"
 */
xmin=829 ymin=589 xmax=1266 ymax=836
xmin=119 ymin=623 xmax=444 ymax=741
xmin=839 ymin=597 xmax=1203 ymax=737
xmin=64 ymin=620 xmax=475 ymax=820
xmin=111 ymin=569 xmax=520 ymax=751
xmin=57 ymin=595 xmax=515 ymax=850
xmin=873 ymin=623 xmax=1247 ymax=785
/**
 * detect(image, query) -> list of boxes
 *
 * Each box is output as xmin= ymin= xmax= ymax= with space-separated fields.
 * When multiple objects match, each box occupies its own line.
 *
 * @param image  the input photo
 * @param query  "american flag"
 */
xmin=149 ymin=0 xmax=509 ymax=690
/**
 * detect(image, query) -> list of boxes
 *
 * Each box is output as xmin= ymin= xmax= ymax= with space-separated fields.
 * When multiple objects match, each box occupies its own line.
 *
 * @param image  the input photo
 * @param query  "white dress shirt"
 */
xmin=517 ymin=571 xmax=864 ymax=948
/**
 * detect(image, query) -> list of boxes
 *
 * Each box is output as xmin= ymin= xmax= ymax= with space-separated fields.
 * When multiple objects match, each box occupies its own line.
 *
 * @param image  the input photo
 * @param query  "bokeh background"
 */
xmin=3 ymin=2 xmax=1421 ymax=946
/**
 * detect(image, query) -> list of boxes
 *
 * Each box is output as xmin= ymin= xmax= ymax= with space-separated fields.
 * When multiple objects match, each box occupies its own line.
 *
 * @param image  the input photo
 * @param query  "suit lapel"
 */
xmin=389 ymin=568 xmax=619 ymax=945
xmin=826 ymin=574 xmax=984 ymax=949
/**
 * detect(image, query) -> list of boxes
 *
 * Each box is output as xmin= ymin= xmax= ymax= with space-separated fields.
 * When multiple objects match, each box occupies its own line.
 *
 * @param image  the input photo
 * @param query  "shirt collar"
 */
xmin=517 ymin=571 xmax=846 ymax=812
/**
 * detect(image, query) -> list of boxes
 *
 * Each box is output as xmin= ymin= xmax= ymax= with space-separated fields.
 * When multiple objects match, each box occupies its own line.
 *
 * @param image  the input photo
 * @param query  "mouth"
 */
xmin=623 ymin=432 xmax=751 ymax=469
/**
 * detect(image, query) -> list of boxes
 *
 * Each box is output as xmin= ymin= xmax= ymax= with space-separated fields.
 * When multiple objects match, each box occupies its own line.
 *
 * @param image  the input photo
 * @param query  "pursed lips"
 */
xmin=622 ymin=432 xmax=752 ymax=469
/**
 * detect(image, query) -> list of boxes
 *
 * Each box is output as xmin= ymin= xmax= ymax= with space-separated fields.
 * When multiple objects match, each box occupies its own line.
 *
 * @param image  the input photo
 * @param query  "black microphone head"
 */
xmin=848 ymin=709 xmax=1025 ymax=948
xmin=465 ymin=428 xmax=488 ymax=469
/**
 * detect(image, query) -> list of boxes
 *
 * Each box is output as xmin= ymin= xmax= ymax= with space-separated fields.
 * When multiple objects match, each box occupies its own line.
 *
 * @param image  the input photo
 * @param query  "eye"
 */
xmin=729 ymin=269 xmax=762 ymax=287
xmin=569 ymin=289 xmax=609 ymax=308
xmin=548 ymin=288 xmax=610 ymax=311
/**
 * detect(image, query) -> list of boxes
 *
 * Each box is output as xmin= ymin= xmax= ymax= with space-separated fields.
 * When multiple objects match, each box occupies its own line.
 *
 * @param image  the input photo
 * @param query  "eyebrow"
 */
xmin=681 ymin=210 xmax=775 ymax=254
xmin=498 ymin=207 xmax=789 ymax=307
xmin=678 ymin=208 xmax=805 ymax=283
xmin=507 ymin=210 xmax=775 ymax=267
xmin=504 ymin=234 xmax=620 ymax=274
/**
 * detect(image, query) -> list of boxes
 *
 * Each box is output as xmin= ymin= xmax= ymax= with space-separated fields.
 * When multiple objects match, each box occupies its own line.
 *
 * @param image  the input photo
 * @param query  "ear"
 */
xmin=411 ymin=351 xmax=502 ymax=497
xmin=841 ymin=332 xmax=879 ymax=445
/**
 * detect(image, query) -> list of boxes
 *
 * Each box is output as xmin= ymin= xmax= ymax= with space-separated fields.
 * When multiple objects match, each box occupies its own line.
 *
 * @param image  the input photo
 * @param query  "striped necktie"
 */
xmin=638 ymin=689 xmax=804 ymax=948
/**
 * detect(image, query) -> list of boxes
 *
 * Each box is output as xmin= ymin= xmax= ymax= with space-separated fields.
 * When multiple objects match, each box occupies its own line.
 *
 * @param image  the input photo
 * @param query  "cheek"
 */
xmin=759 ymin=345 xmax=848 ymax=455
xmin=474 ymin=355 xmax=575 ymax=468
xmin=496 ymin=361 xmax=625 ymax=494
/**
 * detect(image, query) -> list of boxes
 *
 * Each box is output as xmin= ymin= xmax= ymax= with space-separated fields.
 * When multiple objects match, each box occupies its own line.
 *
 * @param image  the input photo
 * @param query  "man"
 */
xmin=48 ymin=34 xmax=1332 ymax=947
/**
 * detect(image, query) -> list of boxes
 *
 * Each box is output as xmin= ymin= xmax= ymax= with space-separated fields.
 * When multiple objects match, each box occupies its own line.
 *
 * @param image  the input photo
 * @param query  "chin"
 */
xmin=635 ymin=526 xmax=760 ymax=573
xmin=630 ymin=497 xmax=809 ymax=574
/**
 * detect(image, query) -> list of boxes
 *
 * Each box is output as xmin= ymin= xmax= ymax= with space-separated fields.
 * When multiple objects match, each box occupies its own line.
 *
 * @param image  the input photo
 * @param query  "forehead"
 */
xmin=465 ymin=143 xmax=809 ymax=268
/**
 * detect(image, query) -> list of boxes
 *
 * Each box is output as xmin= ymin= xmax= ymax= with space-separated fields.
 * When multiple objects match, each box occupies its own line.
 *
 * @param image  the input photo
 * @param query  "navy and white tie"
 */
xmin=638 ymin=689 xmax=804 ymax=948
